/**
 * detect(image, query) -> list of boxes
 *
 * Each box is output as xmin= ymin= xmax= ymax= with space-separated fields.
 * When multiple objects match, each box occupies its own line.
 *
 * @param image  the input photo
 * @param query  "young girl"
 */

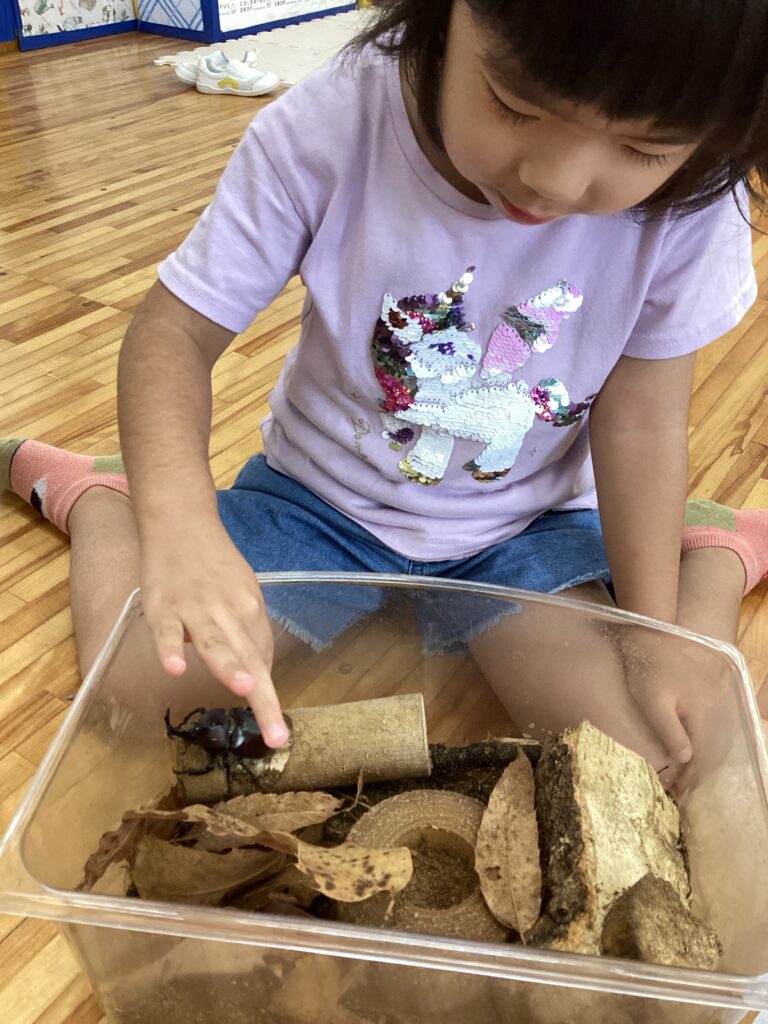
xmin=3 ymin=0 xmax=768 ymax=790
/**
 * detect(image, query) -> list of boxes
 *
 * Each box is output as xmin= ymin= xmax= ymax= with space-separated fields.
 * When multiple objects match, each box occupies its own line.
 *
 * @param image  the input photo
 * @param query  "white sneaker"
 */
xmin=195 ymin=55 xmax=280 ymax=96
xmin=174 ymin=49 xmax=223 ymax=84
xmin=174 ymin=50 xmax=272 ymax=87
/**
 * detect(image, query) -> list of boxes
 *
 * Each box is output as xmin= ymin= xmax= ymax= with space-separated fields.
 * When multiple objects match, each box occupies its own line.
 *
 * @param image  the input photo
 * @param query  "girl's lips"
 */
xmin=499 ymin=194 xmax=557 ymax=225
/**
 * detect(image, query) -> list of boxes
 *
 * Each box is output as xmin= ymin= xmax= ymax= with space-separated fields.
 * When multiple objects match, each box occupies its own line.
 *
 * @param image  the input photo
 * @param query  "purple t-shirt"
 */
xmin=158 ymin=50 xmax=756 ymax=560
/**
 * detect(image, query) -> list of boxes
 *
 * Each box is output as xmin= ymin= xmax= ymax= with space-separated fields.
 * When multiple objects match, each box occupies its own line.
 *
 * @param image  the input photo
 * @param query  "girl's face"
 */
xmin=437 ymin=2 xmax=700 ymax=224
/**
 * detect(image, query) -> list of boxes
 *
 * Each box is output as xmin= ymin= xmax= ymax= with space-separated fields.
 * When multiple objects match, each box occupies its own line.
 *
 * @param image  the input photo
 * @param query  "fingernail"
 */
xmin=266 ymin=722 xmax=289 ymax=747
xmin=675 ymin=746 xmax=693 ymax=764
xmin=165 ymin=655 xmax=186 ymax=674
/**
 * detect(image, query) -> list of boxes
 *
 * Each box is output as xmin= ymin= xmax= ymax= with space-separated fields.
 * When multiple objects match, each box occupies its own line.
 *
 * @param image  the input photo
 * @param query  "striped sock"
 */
xmin=682 ymin=499 xmax=768 ymax=595
xmin=0 ymin=438 xmax=130 ymax=535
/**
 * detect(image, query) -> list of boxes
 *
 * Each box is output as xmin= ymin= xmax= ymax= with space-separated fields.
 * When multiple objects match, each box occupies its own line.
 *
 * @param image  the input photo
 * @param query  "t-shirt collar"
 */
xmin=384 ymin=56 xmax=505 ymax=221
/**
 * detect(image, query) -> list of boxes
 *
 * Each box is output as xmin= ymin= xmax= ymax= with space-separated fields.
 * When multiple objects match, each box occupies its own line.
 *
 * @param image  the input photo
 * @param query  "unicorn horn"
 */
xmin=438 ymin=266 xmax=476 ymax=306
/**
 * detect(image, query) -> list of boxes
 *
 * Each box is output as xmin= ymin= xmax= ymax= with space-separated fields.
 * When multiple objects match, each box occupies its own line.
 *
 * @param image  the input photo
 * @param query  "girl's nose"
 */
xmin=517 ymin=148 xmax=591 ymax=206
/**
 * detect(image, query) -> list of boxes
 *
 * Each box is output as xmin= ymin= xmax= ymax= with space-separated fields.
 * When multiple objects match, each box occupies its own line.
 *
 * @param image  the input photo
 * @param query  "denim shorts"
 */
xmin=218 ymin=455 xmax=611 ymax=653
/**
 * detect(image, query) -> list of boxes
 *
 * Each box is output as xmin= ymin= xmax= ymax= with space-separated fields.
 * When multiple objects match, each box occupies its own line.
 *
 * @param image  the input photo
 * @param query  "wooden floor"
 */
xmin=0 ymin=31 xmax=767 ymax=1024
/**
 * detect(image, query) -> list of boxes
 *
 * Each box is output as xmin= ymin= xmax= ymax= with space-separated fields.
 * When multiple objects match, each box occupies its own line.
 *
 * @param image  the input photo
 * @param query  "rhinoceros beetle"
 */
xmin=164 ymin=706 xmax=280 ymax=794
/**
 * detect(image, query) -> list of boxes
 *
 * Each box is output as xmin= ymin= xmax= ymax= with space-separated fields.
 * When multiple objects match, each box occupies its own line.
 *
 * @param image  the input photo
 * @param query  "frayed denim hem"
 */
xmin=421 ymin=603 xmax=521 ymax=657
xmin=420 ymin=568 xmax=613 ymax=657
xmin=549 ymin=568 xmax=613 ymax=595
xmin=268 ymin=609 xmax=330 ymax=653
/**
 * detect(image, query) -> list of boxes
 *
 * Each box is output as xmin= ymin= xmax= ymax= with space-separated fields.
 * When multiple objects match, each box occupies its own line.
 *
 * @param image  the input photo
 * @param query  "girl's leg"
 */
xmin=677 ymin=499 xmax=768 ymax=711
xmin=469 ymin=499 xmax=768 ymax=779
xmin=1 ymin=440 xmax=300 ymax=686
xmin=66 ymin=487 xmax=194 ymax=714
xmin=0 ymin=439 xmax=137 ymax=675
xmin=468 ymin=580 xmax=673 ymax=770
xmin=676 ymin=548 xmax=744 ymax=644
xmin=68 ymin=487 xmax=143 ymax=675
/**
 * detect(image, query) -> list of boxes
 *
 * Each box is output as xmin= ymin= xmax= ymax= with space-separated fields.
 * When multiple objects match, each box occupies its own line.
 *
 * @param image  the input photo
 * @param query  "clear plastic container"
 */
xmin=1 ymin=572 xmax=768 ymax=1024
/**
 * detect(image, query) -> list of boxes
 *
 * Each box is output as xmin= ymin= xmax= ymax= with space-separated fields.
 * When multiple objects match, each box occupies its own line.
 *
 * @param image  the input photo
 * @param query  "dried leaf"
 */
xmin=229 ymin=830 xmax=413 ymax=904
xmin=216 ymin=791 xmax=342 ymax=832
xmin=132 ymin=836 xmax=285 ymax=904
xmin=229 ymin=865 xmax=319 ymax=911
xmin=79 ymin=786 xmax=180 ymax=892
xmin=124 ymin=799 xmax=411 ymax=908
xmin=296 ymin=841 xmax=412 ymax=903
xmin=476 ymin=755 xmax=541 ymax=936
xmin=124 ymin=791 xmax=343 ymax=852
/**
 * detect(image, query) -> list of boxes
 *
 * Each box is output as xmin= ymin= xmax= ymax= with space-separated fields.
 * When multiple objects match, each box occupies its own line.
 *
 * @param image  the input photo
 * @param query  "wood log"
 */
xmin=337 ymin=790 xmax=509 ymax=943
xmin=174 ymin=694 xmax=431 ymax=803
xmin=527 ymin=721 xmax=689 ymax=956
xmin=429 ymin=738 xmax=541 ymax=776
xmin=601 ymin=873 xmax=722 ymax=969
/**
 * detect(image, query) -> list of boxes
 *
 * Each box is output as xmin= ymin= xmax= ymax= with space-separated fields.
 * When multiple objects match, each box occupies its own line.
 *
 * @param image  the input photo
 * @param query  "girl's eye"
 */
xmin=625 ymin=147 xmax=673 ymax=168
xmin=487 ymin=88 xmax=537 ymax=125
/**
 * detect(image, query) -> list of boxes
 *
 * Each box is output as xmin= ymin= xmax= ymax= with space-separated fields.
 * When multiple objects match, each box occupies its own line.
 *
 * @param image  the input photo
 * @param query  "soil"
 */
xmin=404 ymin=836 xmax=477 ymax=909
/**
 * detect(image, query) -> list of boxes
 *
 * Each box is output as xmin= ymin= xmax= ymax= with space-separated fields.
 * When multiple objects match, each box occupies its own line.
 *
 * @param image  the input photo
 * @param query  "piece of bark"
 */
xmin=528 ymin=721 xmax=689 ymax=956
xmin=601 ymin=873 xmax=722 ymax=969
xmin=475 ymin=755 xmax=541 ymax=936
xmin=174 ymin=694 xmax=431 ymax=802
xmin=429 ymin=739 xmax=541 ymax=776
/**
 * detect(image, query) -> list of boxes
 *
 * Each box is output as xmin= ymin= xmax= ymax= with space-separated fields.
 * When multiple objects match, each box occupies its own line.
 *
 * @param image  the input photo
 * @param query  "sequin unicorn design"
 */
xmin=372 ymin=269 xmax=590 ymax=484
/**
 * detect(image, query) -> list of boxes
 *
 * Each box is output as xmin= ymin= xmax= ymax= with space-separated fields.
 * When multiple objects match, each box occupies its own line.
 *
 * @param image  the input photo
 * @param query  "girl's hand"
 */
xmin=623 ymin=635 xmax=733 ymax=795
xmin=139 ymin=520 xmax=290 ymax=749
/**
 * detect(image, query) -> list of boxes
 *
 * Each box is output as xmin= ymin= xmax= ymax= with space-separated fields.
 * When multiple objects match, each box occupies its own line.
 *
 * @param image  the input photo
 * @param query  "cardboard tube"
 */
xmin=174 ymin=694 xmax=431 ymax=803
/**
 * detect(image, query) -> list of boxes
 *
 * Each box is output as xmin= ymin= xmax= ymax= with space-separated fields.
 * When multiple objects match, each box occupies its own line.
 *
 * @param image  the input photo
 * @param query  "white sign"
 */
xmin=218 ymin=0 xmax=351 ymax=34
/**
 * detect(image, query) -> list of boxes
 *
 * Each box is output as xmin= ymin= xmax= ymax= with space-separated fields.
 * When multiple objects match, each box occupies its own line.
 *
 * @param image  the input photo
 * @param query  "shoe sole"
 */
xmin=195 ymin=81 xmax=278 ymax=96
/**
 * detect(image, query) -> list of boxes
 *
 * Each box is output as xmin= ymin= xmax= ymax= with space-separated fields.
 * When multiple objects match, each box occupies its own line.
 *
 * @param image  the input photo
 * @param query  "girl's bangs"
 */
xmin=470 ymin=0 xmax=766 ymax=143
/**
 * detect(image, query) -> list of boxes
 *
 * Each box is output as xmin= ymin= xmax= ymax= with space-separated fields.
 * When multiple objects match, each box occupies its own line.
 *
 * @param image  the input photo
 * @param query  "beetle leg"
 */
xmin=215 ymin=752 xmax=227 ymax=799
xmin=172 ymin=764 xmax=215 ymax=777
xmin=164 ymin=706 xmax=208 ymax=739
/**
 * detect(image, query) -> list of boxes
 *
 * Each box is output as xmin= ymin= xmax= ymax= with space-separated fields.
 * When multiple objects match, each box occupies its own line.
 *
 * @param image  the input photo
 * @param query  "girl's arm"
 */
xmin=589 ymin=352 xmax=695 ymax=621
xmin=589 ymin=351 xmax=696 ymax=765
xmin=118 ymin=281 xmax=289 ymax=747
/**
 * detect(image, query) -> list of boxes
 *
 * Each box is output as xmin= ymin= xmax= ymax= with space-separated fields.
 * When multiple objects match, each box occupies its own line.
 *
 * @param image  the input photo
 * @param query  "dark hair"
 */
xmin=352 ymin=0 xmax=768 ymax=220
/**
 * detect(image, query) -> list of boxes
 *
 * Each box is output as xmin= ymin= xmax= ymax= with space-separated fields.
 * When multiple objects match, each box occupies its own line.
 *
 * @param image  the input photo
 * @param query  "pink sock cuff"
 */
xmin=58 ymin=473 xmax=130 ymax=533
xmin=681 ymin=526 xmax=761 ymax=594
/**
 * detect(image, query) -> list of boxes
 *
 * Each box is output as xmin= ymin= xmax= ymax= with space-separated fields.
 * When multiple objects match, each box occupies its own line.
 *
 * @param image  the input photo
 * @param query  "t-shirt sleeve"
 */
xmin=623 ymin=188 xmax=757 ymax=359
xmin=157 ymin=118 xmax=312 ymax=334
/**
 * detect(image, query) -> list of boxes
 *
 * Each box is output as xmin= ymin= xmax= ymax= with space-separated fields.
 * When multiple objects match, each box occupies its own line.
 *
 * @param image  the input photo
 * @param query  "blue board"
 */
xmin=12 ymin=0 xmax=355 ymax=50
xmin=1 ymin=0 xmax=17 ymax=41
xmin=138 ymin=0 xmax=356 ymax=44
